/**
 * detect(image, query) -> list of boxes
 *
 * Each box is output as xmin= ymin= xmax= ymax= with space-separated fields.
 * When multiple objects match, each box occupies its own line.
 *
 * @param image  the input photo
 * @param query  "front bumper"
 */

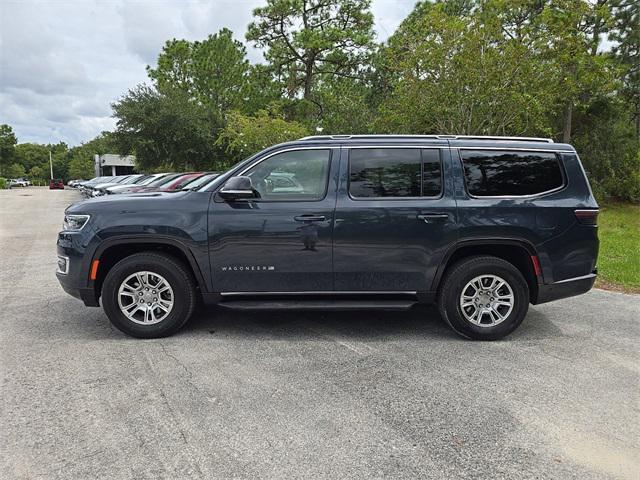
xmin=533 ymin=272 xmax=596 ymax=304
xmin=56 ymin=231 xmax=100 ymax=307
xmin=56 ymin=274 xmax=100 ymax=306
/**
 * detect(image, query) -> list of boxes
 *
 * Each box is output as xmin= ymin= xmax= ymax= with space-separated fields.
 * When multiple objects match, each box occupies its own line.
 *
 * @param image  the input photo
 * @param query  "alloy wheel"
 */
xmin=459 ymin=274 xmax=514 ymax=327
xmin=117 ymin=271 xmax=174 ymax=325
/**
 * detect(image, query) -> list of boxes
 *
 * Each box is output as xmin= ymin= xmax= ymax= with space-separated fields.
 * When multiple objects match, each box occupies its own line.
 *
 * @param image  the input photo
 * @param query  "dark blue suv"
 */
xmin=56 ymin=135 xmax=599 ymax=340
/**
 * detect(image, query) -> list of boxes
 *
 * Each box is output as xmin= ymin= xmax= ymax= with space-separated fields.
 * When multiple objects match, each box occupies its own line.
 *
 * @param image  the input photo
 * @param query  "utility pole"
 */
xmin=49 ymin=150 xmax=53 ymax=180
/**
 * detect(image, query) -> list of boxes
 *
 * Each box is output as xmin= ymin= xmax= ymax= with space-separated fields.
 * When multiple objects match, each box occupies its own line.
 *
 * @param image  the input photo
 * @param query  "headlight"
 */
xmin=63 ymin=214 xmax=91 ymax=231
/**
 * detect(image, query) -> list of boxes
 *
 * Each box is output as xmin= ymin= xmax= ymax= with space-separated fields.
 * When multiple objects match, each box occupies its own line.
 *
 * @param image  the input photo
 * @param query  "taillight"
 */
xmin=575 ymin=209 xmax=599 ymax=225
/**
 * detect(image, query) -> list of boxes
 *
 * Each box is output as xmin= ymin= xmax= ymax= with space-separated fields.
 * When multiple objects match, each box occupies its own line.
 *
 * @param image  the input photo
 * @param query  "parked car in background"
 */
xmin=68 ymin=179 xmax=85 ymax=187
xmin=108 ymin=173 xmax=183 ymax=195
xmin=134 ymin=172 xmax=204 ymax=193
xmin=16 ymin=177 xmax=32 ymax=186
xmin=89 ymin=175 xmax=147 ymax=197
xmin=49 ymin=179 xmax=64 ymax=190
xmin=177 ymin=172 xmax=220 ymax=191
xmin=91 ymin=174 xmax=150 ymax=197
xmin=8 ymin=179 xmax=27 ymax=187
xmin=56 ymin=134 xmax=599 ymax=340
xmin=77 ymin=176 xmax=116 ymax=195
xmin=83 ymin=175 xmax=133 ymax=197
xmin=104 ymin=173 xmax=170 ymax=195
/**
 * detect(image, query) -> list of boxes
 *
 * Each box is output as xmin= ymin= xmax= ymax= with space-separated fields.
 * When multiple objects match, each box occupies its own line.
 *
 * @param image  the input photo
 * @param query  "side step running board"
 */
xmin=218 ymin=300 xmax=417 ymax=311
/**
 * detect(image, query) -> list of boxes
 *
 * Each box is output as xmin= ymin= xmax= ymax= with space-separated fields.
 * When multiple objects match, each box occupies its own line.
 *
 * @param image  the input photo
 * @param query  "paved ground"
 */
xmin=1 ymin=187 xmax=638 ymax=480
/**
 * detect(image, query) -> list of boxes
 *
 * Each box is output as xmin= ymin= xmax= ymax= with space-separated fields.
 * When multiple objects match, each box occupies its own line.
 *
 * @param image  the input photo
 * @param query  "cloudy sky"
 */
xmin=0 ymin=0 xmax=416 ymax=146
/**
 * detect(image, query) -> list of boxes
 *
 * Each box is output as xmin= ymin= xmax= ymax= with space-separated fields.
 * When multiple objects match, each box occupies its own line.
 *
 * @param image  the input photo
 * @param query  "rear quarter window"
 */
xmin=461 ymin=150 xmax=564 ymax=197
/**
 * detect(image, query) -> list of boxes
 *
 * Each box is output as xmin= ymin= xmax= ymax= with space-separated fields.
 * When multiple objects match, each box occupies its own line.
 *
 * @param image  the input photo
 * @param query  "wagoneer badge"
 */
xmin=221 ymin=265 xmax=275 ymax=271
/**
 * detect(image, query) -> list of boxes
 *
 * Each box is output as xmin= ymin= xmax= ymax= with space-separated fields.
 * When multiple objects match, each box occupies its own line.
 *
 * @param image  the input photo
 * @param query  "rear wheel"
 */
xmin=438 ymin=256 xmax=529 ymax=340
xmin=102 ymin=252 xmax=197 ymax=338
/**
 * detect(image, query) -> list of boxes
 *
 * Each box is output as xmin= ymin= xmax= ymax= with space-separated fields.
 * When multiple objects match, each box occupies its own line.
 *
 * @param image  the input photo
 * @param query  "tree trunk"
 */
xmin=303 ymin=57 xmax=314 ymax=99
xmin=562 ymin=102 xmax=573 ymax=144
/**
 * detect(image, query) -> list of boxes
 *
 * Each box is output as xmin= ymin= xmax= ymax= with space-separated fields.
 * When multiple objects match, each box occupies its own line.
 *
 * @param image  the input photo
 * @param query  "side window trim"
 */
xmin=347 ymin=146 xmax=445 ymax=201
xmin=237 ymin=147 xmax=333 ymax=203
xmin=457 ymin=147 xmax=567 ymax=199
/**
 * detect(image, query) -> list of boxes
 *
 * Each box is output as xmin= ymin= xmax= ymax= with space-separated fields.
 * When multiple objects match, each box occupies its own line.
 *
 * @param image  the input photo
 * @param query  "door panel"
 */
xmin=208 ymin=147 xmax=339 ymax=292
xmin=333 ymin=146 xmax=457 ymax=292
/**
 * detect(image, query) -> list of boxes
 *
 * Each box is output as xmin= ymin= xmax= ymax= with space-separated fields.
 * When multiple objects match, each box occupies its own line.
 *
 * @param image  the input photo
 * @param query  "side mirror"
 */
xmin=219 ymin=176 xmax=257 ymax=200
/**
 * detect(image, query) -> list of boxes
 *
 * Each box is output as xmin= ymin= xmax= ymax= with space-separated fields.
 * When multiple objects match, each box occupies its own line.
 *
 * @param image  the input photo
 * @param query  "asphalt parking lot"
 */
xmin=1 ymin=187 xmax=638 ymax=479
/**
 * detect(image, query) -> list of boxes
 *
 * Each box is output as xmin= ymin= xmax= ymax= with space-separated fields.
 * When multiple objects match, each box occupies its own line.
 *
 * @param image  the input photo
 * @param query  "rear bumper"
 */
xmin=533 ymin=273 xmax=596 ymax=304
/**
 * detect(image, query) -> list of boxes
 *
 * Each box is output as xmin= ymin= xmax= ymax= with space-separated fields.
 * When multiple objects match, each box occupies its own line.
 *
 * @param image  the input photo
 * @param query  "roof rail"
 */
xmin=297 ymin=134 xmax=554 ymax=143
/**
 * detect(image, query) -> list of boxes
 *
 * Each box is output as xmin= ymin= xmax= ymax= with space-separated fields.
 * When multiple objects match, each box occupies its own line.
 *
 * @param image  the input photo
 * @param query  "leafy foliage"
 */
xmin=246 ymin=0 xmax=375 ymax=118
xmin=3 ymin=163 xmax=26 ymax=178
xmin=148 ymin=29 xmax=273 ymax=117
xmin=216 ymin=109 xmax=310 ymax=162
xmin=379 ymin=2 xmax=556 ymax=135
xmin=0 ymin=124 xmax=17 ymax=176
xmin=112 ymin=85 xmax=223 ymax=172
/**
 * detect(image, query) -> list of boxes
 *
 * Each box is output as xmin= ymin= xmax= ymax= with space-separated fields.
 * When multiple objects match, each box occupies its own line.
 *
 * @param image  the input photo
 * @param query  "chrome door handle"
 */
xmin=417 ymin=213 xmax=449 ymax=223
xmin=294 ymin=215 xmax=326 ymax=222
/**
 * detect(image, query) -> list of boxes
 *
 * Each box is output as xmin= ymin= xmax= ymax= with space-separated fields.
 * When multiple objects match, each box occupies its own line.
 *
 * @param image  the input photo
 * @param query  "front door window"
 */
xmin=245 ymin=149 xmax=331 ymax=201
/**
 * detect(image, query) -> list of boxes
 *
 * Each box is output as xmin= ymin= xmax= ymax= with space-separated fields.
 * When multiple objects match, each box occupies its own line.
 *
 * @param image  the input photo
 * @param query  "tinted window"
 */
xmin=349 ymin=148 xmax=442 ymax=198
xmin=461 ymin=150 xmax=563 ymax=196
xmin=422 ymin=149 xmax=442 ymax=197
xmin=246 ymin=149 xmax=331 ymax=200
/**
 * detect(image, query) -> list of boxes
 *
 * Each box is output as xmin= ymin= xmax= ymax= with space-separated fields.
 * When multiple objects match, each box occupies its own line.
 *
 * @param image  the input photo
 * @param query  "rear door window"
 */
xmin=460 ymin=150 xmax=564 ymax=197
xmin=349 ymin=148 xmax=442 ymax=198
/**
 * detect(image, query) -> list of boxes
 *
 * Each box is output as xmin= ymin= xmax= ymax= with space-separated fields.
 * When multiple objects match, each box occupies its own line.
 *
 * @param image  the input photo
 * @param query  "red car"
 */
xmin=49 ymin=179 xmax=64 ymax=189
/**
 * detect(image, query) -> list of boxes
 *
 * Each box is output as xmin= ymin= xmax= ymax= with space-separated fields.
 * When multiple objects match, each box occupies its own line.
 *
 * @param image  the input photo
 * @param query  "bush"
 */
xmin=0 ymin=177 xmax=6 ymax=189
xmin=216 ymin=109 xmax=310 ymax=164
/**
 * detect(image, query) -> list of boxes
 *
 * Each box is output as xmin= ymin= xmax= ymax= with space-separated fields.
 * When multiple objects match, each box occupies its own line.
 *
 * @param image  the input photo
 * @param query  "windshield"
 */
xmin=120 ymin=175 xmax=143 ymax=185
xmin=136 ymin=173 xmax=165 ymax=185
xmin=147 ymin=173 xmax=182 ymax=187
xmin=180 ymin=173 xmax=219 ymax=190
xmin=112 ymin=176 xmax=132 ymax=184
xmin=91 ymin=176 xmax=114 ymax=184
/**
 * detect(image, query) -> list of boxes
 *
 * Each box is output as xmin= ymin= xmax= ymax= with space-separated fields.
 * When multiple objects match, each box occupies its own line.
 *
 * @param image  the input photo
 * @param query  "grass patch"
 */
xmin=596 ymin=202 xmax=640 ymax=293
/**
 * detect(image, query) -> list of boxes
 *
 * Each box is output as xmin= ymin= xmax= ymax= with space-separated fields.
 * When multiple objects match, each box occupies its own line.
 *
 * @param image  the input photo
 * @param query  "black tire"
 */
xmin=101 ymin=252 xmax=197 ymax=338
xmin=437 ymin=256 xmax=529 ymax=340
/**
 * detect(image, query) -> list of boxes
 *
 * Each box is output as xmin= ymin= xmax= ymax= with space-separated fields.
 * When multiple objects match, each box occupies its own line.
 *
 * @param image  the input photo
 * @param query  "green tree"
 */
xmin=610 ymin=0 xmax=640 ymax=137
xmin=28 ymin=165 xmax=44 ymax=180
xmin=67 ymin=132 xmax=119 ymax=179
xmin=246 ymin=0 xmax=375 ymax=103
xmin=4 ymin=163 xmax=26 ymax=179
xmin=148 ymin=29 xmax=272 ymax=117
xmin=313 ymin=77 xmax=376 ymax=134
xmin=533 ymin=0 xmax=619 ymax=142
xmin=112 ymin=85 xmax=223 ymax=171
xmin=379 ymin=2 xmax=556 ymax=135
xmin=216 ymin=109 xmax=309 ymax=161
xmin=0 ymin=124 xmax=17 ymax=176
xmin=572 ymin=96 xmax=640 ymax=202
xmin=14 ymin=143 xmax=50 ymax=173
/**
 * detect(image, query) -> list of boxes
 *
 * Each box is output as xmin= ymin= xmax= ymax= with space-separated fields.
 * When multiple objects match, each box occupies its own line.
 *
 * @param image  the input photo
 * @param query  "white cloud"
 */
xmin=0 ymin=0 xmax=415 ymax=146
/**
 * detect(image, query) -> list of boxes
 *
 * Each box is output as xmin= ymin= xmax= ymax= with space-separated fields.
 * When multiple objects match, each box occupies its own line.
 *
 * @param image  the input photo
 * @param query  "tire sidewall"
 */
xmin=442 ymin=259 xmax=529 ymax=340
xmin=102 ymin=256 xmax=193 ymax=338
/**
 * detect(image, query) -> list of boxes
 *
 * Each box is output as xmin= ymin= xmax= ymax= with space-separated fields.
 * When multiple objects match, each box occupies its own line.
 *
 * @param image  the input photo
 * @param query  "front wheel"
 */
xmin=438 ymin=256 xmax=529 ymax=340
xmin=102 ymin=252 xmax=197 ymax=338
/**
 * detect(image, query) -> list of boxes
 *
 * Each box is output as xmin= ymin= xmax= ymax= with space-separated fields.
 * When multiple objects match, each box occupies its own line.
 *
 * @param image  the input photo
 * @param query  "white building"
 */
xmin=94 ymin=154 xmax=136 ymax=176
